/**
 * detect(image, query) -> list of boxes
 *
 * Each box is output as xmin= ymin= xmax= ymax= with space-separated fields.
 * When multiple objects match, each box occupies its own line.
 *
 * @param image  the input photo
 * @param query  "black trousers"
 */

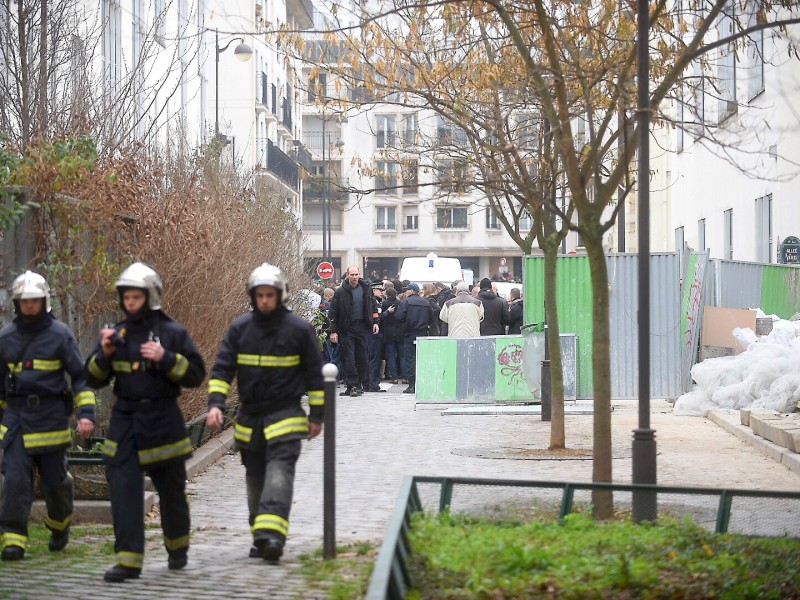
xmin=340 ymin=322 xmax=370 ymax=388
xmin=0 ymin=416 xmax=71 ymax=548
xmin=106 ymin=417 xmax=189 ymax=570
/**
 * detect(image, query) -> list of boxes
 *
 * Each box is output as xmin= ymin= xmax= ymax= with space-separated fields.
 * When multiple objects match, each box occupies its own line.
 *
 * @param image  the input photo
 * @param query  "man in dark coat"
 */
xmin=477 ymin=278 xmax=509 ymax=336
xmin=507 ymin=287 xmax=524 ymax=335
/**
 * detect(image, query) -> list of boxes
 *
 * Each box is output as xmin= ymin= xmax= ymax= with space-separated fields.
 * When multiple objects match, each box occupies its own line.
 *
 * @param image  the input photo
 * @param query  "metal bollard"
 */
xmin=541 ymin=324 xmax=551 ymax=422
xmin=322 ymin=363 xmax=338 ymax=559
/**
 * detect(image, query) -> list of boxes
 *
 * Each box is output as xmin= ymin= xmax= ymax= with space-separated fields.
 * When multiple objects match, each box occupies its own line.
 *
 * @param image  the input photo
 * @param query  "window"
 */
xmin=717 ymin=10 xmax=737 ymax=122
xmin=755 ymin=194 xmax=772 ymax=263
xmin=677 ymin=85 xmax=685 ymax=153
xmin=573 ymin=114 xmax=586 ymax=149
xmin=402 ymin=113 xmax=418 ymax=147
xmin=376 ymin=115 xmax=396 ymax=149
xmin=691 ymin=60 xmax=704 ymax=136
xmin=376 ymin=206 xmax=397 ymax=231
xmin=375 ymin=161 xmax=399 ymax=194
xmin=404 ymin=207 xmax=419 ymax=231
xmin=308 ymin=72 xmax=327 ymax=102
xmin=437 ymin=159 xmax=468 ymax=193
xmin=436 ymin=116 xmax=467 ymax=145
xmin=486 ymin=207 xmax=501 ymax=230
xmin=436 ymin=206 xmax=468 ymax=229
xmin=519 ymin=209 xmax=533 ymax=232
xmin=154 ymin=0 xmax=167 ymax=46
xmin=697 ymin=218 xmax=706 ymax=252
xmin=748 ymin=0 xmax=764 ymax=100
xmin=401 ymin=160 xmax=418 ymax=194
xmin=723 ymin=208 xmax=733 ymax=259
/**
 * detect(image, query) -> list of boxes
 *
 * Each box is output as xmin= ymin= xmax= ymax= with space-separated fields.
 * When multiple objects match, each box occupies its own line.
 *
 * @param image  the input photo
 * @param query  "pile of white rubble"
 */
xmin=674 ymin=311 xmax=800 ymax=417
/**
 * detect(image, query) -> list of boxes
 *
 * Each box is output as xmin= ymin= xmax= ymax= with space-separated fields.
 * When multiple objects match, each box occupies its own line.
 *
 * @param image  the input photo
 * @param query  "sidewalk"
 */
xmin=3 ymin=385 xmax=800 ymax=598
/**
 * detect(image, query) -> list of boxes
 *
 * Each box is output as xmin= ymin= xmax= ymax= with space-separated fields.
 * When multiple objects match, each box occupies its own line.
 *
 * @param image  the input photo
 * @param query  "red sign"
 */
xmin=317 ymin=261 xmax=334 ymax=280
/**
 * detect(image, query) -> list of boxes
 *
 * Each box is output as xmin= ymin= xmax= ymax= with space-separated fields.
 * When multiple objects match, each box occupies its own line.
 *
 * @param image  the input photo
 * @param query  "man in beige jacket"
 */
xmin=439 ymin=281 xmax=484 ymax=337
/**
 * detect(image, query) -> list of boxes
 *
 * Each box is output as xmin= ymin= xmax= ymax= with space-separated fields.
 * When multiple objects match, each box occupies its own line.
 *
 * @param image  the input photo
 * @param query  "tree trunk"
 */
xmin=584 ymin=231 xmax=614 ymax=519
xmin=37 ymin=0 xmax=47 ymax=136
xmin=543 ymin=239 xmax=565 ymax=449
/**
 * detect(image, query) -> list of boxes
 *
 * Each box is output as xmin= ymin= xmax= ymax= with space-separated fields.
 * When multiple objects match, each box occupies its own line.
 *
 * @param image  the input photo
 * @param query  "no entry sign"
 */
xmin=317 ymin=261 xmax=334 ymax=279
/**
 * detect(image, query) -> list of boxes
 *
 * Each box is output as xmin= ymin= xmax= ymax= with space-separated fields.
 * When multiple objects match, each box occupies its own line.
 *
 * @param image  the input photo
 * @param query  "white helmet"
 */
xmin=247 ymin=263 xmax=288 ymax=306
xmin=11 ymin=270 xmax=51 ymax=313
xmin=115 ymin=262 xmax=163 ymax=310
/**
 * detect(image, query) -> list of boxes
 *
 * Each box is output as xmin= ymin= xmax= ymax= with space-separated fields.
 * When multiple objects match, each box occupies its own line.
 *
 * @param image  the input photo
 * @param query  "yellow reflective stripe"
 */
xmin=236 ymin=354 xmax=301 ymax=367
xmin=102 ymin=438 xmax=118 ymax=457
xmin=251 ymin=514 xmax=289 ymax=536
xmin=138 ymin=437 xmax=192 ymax=465
xmin=74 ymin=390 xmax=96 ymax=408
xmin=32 ymin=359 xmax=62 ymax=370
xmin=111 ymin=361 xmax=132 ymax=373
xmin=307 ymin=390 xmax=324 ymax=406
xmin=2 ymin=532 xmax=27 ymax=549
xmin=0 ymin=399 xmax=5 ymax=410
xmin=87 ymin=356 xmax=109 ymax=379
xmin=167 ymin=353 xmax=189 ymax=380
xmin=264 ymin=416 xmax=308 ymax=441
xmin=234 ymin=421 xmax=252 ymax=444
xmin=164 ymin=533 xmax=190 ymax=551
xmin=8 ymin=362 xmax=22 ymax=374
xmin=208 ymin=379 xmax=231 ymax=396
xmin=116 ymin=551 xmax=143 ymax=569
xmin=23 ymin=429 xmax=71 ymax=448
xmin=45 ymin=513 xmax=73 ymax=532
xmin=0 ymin=424 xmax=6 ymax=441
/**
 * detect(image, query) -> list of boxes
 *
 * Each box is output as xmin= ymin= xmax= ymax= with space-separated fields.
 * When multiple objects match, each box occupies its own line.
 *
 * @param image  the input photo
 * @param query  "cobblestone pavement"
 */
xmin=3 ymin=384 xmax=800 ymax=598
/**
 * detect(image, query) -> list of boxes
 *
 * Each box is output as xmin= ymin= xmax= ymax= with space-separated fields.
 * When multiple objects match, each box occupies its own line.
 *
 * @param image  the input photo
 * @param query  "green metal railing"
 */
xmin=366 ymin=475 xmax=800 ymax=600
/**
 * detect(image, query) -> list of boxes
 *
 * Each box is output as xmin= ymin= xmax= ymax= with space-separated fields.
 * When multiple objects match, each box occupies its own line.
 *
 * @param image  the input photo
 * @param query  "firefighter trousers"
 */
xmin=106 ymin=434 xmax=189 ymax=570
xmin=0 ymin=421 xmax=72 ymax=550
xmin=241 ymin=439 xmax=301 ymax=545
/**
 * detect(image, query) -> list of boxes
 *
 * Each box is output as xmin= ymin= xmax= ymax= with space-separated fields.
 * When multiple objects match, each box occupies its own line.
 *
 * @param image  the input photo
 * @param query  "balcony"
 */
xmin=303 ymin=176 xmax=350 ymax=203
xmin=301 ymin=131 xmax=343 ymax=157
xmin=261 ymin=139 xmax=299 ymax=191
xmin=256 ymin=72 xmax=271 ymax=116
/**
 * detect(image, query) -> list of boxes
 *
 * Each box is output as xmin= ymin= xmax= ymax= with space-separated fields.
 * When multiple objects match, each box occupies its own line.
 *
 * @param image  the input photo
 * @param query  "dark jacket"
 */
xmin=208 ymin=306 xmax=324 ymax=418
xmin=0 ymin=314 xmax=96 ymax=454
xmin=478 ymin=289 xmax=509 ymax=336
xmin=435 ymin=289 xmax=455 ymax=336
xmin=86 ymin=310 xmax=205 ymax=467
xmin=426 ymin=296 xmax=441 ymax=336
xmin=328 ymin=279 xmax=379 ymax=335
xmin=396 ymin=293 xmax=434 ymax=335
xmin=507 ymin=299 xmax=524 ymax=335
xmin=379 ymin=297 xmax=404 ymax=343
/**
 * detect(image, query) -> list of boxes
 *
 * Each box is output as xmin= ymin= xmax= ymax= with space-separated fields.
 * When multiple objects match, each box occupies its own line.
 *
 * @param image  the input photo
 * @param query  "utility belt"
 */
xmin=114 ymin=397 xmax=176 ymax=413
xmin=7 ymin=394 xmax=65 ymax=410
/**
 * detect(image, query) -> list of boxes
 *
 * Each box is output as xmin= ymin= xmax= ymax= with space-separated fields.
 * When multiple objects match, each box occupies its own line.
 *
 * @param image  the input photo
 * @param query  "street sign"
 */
xmin=317 ymin=261 xmax=335 ymax=279
xmin=779 ymin=236 xmax=800 ymax=264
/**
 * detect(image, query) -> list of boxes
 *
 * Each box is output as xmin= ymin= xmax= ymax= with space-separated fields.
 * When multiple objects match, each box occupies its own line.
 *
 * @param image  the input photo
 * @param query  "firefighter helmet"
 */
xmin=11 ymin=271 xmax=51 ymax=313
xmin=247 ymin=263 xmax=289 ymax=305
xmin=115 ymin=262 xmax=163 ymax=310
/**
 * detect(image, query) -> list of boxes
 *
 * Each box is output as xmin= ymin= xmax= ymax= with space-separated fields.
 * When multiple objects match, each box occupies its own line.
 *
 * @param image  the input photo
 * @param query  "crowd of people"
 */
xmin=313 ymin=268 xmax=524 ymax=396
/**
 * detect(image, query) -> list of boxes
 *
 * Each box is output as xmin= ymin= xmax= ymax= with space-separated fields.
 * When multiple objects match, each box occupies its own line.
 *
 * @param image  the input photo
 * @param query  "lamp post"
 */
xmin=215 ymin=28 xmax=253 ymax=144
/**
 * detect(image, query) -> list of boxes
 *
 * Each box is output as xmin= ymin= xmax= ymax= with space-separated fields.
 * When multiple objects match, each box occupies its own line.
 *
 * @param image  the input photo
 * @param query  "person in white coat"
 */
xmin=439 ymin=281 xmax=484 ymax=338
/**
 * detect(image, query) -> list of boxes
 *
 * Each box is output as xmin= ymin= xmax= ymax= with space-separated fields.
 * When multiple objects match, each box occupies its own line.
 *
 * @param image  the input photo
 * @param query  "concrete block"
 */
xmin=779 ymin=427 xmax=800 ymax=453
xmin=32 ymin=492 xmax=155 ymax=524
xmin=750 ymin=414 xmax=785 ymax=439
xmin=740 ymin=408 xmax=751 ymax=427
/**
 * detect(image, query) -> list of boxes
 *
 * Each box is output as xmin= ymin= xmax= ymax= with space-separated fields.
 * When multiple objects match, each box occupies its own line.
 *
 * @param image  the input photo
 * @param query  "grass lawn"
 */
xmin=406 ymin=512 xmax=800 ymax=599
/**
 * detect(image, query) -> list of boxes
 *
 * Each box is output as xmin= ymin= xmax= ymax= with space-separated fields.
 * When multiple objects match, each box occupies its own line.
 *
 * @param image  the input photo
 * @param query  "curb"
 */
xmin=707 ymin=410 xmax=800 ymax=476
xmin=31 ymin=427 xmax=236 ymax=524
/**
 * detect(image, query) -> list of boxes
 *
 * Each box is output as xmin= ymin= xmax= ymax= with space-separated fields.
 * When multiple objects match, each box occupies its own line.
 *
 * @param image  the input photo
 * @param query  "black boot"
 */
xmin=103 ymin=565 xmax=141 ymax=582
xmin=168 ymin=550 xmax=188 ymax=570
xmin=1 ymin=545 xmax=24 ymax=561
xmin=261 ymin=537 xmax=284 ymax=563
xmin=339 ymin=386 xmax=354 ymax=396
xmin=48 ymin=528 xmax=70 ymax=551
xmin=249 ymin=544 xmax=260 ymax=558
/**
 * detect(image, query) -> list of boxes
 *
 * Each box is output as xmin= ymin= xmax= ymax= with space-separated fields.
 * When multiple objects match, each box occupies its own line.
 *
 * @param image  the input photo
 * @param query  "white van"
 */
xmin=399 ymin=253 xmax=463 ymax=286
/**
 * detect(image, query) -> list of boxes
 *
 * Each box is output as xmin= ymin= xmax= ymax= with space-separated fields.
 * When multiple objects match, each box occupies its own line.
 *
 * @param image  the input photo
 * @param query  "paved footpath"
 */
xmin=3 ymin=385 xmax=800 ymax=598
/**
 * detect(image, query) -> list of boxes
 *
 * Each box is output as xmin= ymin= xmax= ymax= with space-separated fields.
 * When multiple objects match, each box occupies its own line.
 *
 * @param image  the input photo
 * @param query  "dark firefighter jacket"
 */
xmin=207 ymin=306 xmax=324 ymax=450
xmin=85 ymin=311 xmax=205 ymax=467
xmin=328 ymin=279 xmax=379 ymax=335
xmin=0 ymin=314 xmax=96 ymax=454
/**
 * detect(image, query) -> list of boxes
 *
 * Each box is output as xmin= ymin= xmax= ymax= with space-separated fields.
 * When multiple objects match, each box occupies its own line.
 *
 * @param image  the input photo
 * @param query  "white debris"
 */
xmin=674 ymin=312 xmax=800 ymax=417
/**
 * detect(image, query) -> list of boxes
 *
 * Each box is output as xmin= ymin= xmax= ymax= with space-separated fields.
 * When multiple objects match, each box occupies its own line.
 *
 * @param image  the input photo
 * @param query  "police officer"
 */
xmin=0 ymin=271 xmax=96 ymax=561
xmin=206 ymin=263 xmax=323 ymax=563
xmin=85 ymin=263 xmax=205 ymax=582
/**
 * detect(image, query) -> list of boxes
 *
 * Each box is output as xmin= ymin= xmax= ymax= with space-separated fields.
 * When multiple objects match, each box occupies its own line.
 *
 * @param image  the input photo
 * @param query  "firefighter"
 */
xmin=206 ymin=263 xmax=324 ymax=563
xmin=85 ymin=263 xmax=205 ymax=582
xmin=0 ymin=271 xmax=96 ymax=561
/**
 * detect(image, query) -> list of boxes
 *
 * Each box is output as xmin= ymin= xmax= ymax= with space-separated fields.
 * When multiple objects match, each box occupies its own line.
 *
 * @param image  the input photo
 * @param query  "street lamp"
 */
xmin=215 ymin=29 xmax=253 ymax=144
xmin=320 ymin=108 xmax=343 ymax=264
